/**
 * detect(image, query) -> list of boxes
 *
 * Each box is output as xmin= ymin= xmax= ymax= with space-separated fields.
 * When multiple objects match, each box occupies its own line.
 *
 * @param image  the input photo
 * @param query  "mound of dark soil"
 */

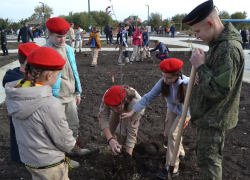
xmin=0 ymin=51 xmax=249 ymax=180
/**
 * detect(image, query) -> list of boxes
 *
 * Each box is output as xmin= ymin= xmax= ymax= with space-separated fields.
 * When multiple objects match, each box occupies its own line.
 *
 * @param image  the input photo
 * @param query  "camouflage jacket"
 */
xmin=190 ymin=23 xmax=245 ymax=130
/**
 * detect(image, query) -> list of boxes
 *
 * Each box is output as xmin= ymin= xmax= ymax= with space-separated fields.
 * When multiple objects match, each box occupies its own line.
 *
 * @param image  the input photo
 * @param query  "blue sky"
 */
xmin=1 ymin=0 xmax=249 ymax=22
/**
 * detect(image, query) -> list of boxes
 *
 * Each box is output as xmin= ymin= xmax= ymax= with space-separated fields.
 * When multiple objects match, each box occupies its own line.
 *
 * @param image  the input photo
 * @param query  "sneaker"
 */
xmin=67 ymin=145 xmax=91 ymax=156
xmin=68 ymin=159 xmax=80 ymax=168
xmin=91 ymin=64 xmax=98 ymax=67
xmin=156 ymin=168 xmax=179 ymax=179
xmin=129 ymin=61 xmax=133 ymax=64
xmin=117 ymin=62 xmax=125 ymax=65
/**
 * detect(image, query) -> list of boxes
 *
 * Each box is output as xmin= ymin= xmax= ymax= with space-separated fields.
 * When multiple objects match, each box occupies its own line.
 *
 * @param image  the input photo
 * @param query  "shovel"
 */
xmin=167 ymin=66 xmax=196 ymax=180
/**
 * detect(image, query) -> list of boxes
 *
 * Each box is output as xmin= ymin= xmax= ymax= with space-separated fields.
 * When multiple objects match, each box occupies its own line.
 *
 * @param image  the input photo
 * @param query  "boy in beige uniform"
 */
xmin=99 ymin=86 xmax=145 ymax=155
xmin=69 ymin=23 xmax=75 ymax=48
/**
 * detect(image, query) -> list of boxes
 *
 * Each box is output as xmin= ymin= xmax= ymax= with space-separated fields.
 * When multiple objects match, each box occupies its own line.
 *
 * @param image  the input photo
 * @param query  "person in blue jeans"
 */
xmin=2 ymin=43 xmax=39 ymax=163
xmin=150 ymin=40 xmax=169 ymax=61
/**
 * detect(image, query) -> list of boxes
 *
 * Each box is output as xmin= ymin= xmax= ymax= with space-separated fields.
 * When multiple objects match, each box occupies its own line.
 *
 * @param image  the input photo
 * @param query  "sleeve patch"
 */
xmin=215 ymin=70 xmax=231 ymax=88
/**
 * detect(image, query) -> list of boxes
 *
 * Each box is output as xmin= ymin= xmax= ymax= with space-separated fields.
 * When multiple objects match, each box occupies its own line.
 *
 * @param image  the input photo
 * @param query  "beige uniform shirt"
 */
xmin=99 ymin=89 xmax=145 ymax=148
xmin=58 ymin=56 xmax=76 ymax=103
xmin=69 ymin=28 xmax=75 ymax=41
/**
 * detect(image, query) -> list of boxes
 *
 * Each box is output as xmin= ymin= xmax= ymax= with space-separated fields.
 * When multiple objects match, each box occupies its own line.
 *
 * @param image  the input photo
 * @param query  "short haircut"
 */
xmin=154 ymin=40 xmax=159 ymax=43
xmin=124 ymin=23 xmax=129 ymax=27
xmin=93 ymin=27 xmax=97 ymax=31
xmin=18 ymin=54 xmax=27 ymax=65
xmin=140 ymin=27 xmax=144 ymax=30
xmin=24 ymin=22 xmax=27 ymax=26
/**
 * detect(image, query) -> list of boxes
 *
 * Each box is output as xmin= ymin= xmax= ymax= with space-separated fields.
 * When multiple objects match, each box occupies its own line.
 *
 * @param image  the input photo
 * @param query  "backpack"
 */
xmin=90 ymin=37 xmax=96 ymax=48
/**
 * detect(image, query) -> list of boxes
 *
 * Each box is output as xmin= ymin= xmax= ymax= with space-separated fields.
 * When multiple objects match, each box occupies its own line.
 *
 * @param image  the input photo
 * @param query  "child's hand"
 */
xmin=121 ymin=110 xmax=135 ymax=120
xmin=190 ymin=48 xmax=205 ymax=68
xmin=75 ymin=97 xmax=81 ymax=106
xmin=109 ymin=139 xmax=122 ymax=155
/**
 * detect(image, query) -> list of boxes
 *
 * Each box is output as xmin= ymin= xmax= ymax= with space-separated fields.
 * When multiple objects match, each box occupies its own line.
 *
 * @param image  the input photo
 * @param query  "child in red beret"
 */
xmin=5 ymin=47 xmax=78 ymax=180
xmin=87 ymin=26 xmax=101 ymax=67
xmin=99 ymin=85 xmax=145 ymax=155
xmin=2 ymin=42 xmax=39 ymax=164
xmin=122 ymin=58 xmax=191 ymax=179
xmin=44 ymin=17 xmax=89 ymax=162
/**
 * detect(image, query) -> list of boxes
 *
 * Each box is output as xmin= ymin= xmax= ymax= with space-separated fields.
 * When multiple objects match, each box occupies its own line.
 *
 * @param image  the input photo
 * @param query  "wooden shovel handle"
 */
xmin=167 ymin=66 xmax=196 ymax=180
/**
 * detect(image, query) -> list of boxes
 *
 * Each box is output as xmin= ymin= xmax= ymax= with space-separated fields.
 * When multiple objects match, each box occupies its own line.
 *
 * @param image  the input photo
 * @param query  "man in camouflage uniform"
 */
xmin=183 ymin=1 xmax=245 ymax=180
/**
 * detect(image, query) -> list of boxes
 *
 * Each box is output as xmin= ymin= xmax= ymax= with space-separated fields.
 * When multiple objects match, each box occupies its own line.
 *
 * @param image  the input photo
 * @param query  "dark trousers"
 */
xmin=171 ymin=31 xmax=175 ymax=37
xmin=242 ymin=42 xmax=246 ymax=49
xmin=22 ymin=38 xmax=30 ymax=44
xmin=156 ymin=53 xmax=168 ymax=61
xmin=10 ymin=117 xmax=22 ymax=163
xmin=1 ymin=44 xmax=8 ymax=55
xmin=106 ymin=34 xmax=112 ymax=44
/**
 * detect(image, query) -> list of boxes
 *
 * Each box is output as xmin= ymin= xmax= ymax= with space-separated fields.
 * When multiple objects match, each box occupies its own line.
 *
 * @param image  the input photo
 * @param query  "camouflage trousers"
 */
xmin=196 ymin=127 xmax=225 ymax=180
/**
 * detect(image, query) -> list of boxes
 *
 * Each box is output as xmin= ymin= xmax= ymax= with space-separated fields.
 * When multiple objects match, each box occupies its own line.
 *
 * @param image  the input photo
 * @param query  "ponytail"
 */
xmin=177 ymin=74 xmax=186 ymax=103
xmin=14 ymin=63 xmax=42 ymax=88
xmin=15 ymin=64 xmax=30 ymax=88
xmin=30 ymin=68 xmax=41 ymax=87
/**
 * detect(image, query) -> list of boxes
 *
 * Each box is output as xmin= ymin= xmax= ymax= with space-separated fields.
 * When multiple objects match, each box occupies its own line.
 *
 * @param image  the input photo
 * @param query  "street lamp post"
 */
xmin=88 ymin=0 xmax=91 ymax=31
xmin=145 ymin=5 xmax=149 ymax=25
xmin=39 ymin=2 xmax=45 ymax=31
xmin=70 ymin=11 xmax=73 ymax=22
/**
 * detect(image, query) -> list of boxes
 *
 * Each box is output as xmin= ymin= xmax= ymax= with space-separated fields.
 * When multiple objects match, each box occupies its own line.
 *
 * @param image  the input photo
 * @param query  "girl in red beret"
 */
xmin=122 ymin=58 xmax=191 ymax=179
xmin=5 ymin=47 xmax=79 ymax=180
xmin=44 ymin=17 xmax=89 ymax=161
xmin=87 ymin=26 xmax=101 ymax=67
xmin=99 ymin=85 xmax=145 ymax=155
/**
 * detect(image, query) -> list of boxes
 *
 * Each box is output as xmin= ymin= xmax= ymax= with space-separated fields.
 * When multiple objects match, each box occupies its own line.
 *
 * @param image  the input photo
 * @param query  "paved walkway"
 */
xmin=0 ymin=36 xmax=249 ymax=103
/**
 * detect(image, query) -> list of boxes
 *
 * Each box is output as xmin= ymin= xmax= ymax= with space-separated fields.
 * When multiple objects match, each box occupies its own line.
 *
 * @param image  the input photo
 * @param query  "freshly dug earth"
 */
xmin=0 ymin=53 xmax=19 ymax=67
xmin=0 ymin=51 xmax=249 ymax=180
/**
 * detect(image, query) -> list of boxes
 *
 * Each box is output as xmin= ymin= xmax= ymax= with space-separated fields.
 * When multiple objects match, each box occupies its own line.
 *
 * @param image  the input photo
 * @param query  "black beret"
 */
xmin=182 ymin=0 xmax=215 ymax=26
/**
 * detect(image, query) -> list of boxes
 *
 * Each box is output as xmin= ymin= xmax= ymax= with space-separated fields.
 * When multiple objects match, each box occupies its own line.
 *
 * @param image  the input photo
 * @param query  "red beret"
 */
xmin=104 ymin=86 xmax=126 ymax=106
xmin=46 ymin=17 xmax=70 ymax=35
xmin=70 ymin=23 xmax=74 ymax=25
xmin=77 ymin=27 xmax=80 ymax=29
xmin=27 ymin=47 xmax=66 ymax=70
xmin=18 ymin=43 xmax=39 ymax=58
xmin=159 ymin=58 xmax=183 ymax=73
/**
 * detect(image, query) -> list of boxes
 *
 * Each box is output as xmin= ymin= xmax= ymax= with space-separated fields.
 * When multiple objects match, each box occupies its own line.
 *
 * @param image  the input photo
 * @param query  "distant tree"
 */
xmin=230 ymin=11 xmax=248 ymax=30
xmin=171 ymin=13 xmax=188 ymax=30
xmin=162 ymin=19 xmax=171 ymax=28
xmin=148 ymin=13 xmax=162 ymax=29
xmin=219 ymin=10 xmax=230 ymax=19
xmin=0 ymin=18 xmax=9 ymax=30
xmin=32 ymin=4 xmax=54 ymax=19
xmin=231 ymin=11 xmax=247 ymax=19
xmin=59 ymin=11 xmax=116 ymax=31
